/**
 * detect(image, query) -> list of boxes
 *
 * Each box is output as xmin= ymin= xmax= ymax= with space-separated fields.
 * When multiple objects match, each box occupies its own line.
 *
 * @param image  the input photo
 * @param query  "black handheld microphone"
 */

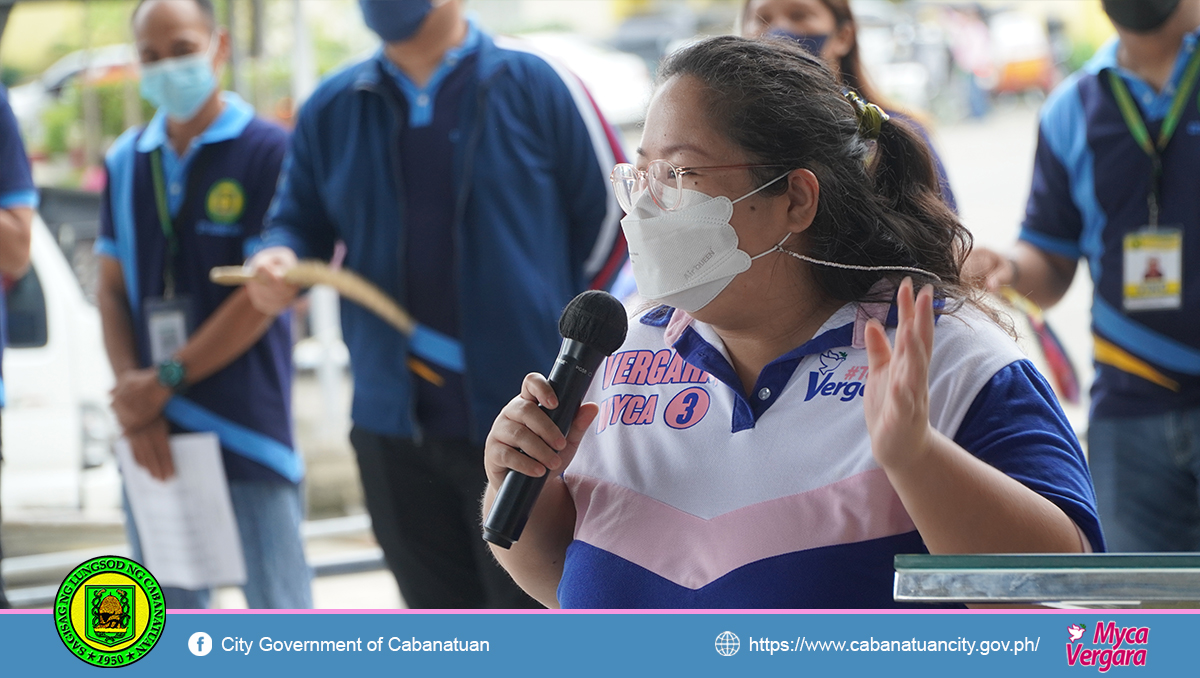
xmin=482 ymin=290 xmax=628 ymax=549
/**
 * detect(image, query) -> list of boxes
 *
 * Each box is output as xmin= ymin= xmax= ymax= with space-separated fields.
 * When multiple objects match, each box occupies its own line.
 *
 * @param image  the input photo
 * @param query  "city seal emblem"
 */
xmin=54 ymin=556 xmax=165 ymax=667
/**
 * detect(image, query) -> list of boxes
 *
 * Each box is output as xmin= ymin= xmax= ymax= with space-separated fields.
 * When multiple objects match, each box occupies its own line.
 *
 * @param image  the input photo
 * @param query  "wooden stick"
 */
xmin=211 ymin=261 xmax=442 ymax=386
xmin=211 ymin=261 xmax=415 ymax=336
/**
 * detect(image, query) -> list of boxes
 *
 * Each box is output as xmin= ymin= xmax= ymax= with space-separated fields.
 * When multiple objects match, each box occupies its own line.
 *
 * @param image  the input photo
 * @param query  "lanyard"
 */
xmin=1106 ymin=44 xmax=1200 ymax=228
xmin=148 ymin=144 xmax=213 ymax=299
xmin=149 ymin=148 xmax=179 ymax=298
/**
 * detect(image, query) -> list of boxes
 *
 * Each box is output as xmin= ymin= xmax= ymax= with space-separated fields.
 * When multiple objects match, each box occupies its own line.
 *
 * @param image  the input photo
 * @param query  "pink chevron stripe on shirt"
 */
xmin=568 ymin=468 xmax=916 ymax=590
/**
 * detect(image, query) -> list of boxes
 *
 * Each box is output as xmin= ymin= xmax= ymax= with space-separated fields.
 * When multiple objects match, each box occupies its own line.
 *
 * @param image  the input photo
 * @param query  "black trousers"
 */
xmin=349 ymin=428 xmax=540 ymax=609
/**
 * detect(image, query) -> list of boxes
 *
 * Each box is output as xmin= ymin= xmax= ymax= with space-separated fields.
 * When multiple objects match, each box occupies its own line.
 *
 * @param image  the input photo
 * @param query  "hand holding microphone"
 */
xmin=482 ymin=291 xmax=627 ymax=549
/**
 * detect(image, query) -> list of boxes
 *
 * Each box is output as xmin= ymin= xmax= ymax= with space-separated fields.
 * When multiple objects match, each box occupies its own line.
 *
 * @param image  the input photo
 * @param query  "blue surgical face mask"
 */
xmin=765 ymin=28 xmax=828 ymax=58
xmin=359 ymin=0 xmax=434 ymax=43
xmin=139 ymin=38 xmax=217 ymax=122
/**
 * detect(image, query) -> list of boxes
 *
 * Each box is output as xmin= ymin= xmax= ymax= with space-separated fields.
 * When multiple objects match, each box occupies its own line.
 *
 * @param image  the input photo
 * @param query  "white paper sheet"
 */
xmin=116 ymin=432 xmax=247 ymax=590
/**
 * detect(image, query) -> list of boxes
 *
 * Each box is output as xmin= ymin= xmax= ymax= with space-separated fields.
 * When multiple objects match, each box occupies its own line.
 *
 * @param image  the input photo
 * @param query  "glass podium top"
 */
xmin=893 ymin=554 xmax=1200 ymax=607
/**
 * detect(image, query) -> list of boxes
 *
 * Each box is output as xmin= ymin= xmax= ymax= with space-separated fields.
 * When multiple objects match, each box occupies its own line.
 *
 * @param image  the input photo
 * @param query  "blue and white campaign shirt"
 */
xmin=560 ymin=302 xmax=1104 ymax=608
xmin=1020 ymin=29 xmax=1200 ymax=418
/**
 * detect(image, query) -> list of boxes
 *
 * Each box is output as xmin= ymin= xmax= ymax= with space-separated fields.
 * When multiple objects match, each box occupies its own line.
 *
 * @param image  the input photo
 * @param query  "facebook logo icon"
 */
xmin=189 ymin=632 xmax=213 ymax=657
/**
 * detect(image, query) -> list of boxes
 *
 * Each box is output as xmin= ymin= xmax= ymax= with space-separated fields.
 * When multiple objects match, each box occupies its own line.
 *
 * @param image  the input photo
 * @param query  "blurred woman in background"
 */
xmin=741 ymin=0 xmax=958 ymax=211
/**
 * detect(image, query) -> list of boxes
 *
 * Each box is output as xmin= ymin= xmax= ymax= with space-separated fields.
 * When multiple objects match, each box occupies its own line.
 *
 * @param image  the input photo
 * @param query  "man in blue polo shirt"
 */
xmin=967 ymin=0 xmax=1200 ymax=552
xmin=95 ymin=0 xmax=310 ymax=607
xmin=0 ymin=85 xmax=36 ymax=609
xmin=245 ymin=0 xmax=626 ymax=607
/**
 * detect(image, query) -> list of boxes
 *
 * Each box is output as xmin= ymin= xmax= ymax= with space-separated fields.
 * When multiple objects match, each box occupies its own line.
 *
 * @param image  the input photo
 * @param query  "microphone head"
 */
xmin=558 ymin=291 xmax=628 ymax=355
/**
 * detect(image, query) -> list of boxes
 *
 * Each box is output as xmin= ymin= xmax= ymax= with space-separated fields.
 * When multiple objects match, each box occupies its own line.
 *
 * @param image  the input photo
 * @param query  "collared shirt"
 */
xmin=97 ymin=92 xmax=298 ymax=483
xmin=135 ymin=91 xmax=257 ymax=217
xmin=560 ymin=304 xmax=1104 ymax=608
xmin=376 ymin=20 xmax=481 ymax=127
xmin=1019 ymin=27 xmax=1200 ymax=418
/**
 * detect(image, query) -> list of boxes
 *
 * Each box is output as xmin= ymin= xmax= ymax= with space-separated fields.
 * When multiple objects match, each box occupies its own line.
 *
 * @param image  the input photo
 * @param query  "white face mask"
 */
xmin=620 ymin=173 xmax=789 ymax=312
xmin=620 ymin=173 xmax=946 ymax=313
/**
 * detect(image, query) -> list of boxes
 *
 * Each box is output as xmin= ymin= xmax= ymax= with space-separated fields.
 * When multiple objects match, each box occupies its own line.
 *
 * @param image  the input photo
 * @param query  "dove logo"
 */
xmin=805 ymin=352 xmax=866 ymax=403
xmin=818 ymin=350 xmax=847 ymax=374
xmin=1066 ymin=621 xmax=1148 ymax=672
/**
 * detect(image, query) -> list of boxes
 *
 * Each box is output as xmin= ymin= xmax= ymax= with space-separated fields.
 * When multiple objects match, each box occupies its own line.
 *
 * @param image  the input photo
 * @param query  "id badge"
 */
xmin=1123 ymin=228 xmax=1182 ymax=311
xmin=144 ymin=296 xmax=194 ymax=364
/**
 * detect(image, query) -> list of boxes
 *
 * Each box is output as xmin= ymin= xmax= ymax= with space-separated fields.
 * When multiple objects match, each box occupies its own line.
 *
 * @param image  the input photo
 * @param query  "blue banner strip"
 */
xmin=6 ymin=610 xmax=1199 ymax=677
xmin=408 ymin=324 xmax=465 ymax=373
xmin=163 ymin=396 xmax=304 ymax=483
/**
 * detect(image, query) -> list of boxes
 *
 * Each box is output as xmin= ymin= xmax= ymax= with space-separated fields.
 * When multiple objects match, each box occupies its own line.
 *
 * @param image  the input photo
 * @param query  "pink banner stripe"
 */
xmin=7 ymin=608 xmax=1197 ymax=615
xmin=571 ymin=468 xmax=915 ymax=589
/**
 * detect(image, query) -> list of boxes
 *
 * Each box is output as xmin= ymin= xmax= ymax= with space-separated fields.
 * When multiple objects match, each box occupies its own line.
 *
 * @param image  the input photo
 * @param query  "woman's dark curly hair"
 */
xmin=659 ymin=36 xmax=982 ymax=312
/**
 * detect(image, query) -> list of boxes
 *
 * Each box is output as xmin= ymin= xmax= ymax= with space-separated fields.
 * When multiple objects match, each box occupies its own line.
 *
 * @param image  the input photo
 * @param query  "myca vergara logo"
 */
xmin=1066 ymin=621 xmax=1148 ymax=672
xmin=54 ymin=556 xmax=166 ymax=668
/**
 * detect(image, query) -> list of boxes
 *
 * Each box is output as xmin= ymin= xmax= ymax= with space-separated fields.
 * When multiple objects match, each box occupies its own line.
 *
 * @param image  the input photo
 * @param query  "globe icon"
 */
xmin=715 ymin=631 xmax=740 ymax=656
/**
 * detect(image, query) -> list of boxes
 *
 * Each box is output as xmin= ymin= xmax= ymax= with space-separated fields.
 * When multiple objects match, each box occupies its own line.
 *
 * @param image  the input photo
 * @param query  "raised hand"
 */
xmin=862 ymin=277 xmax=936 ymax=472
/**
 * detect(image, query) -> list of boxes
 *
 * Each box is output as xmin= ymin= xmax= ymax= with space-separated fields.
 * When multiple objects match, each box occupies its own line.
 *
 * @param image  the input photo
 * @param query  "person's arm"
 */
xmin=97 ymin=257 xmax=143 ymax=387
xmin=176 ymin=289 xmax=275 ymax=379
xmin=964 ymin=241 xmax=1078 ymax=310
xmin=963 ymin=105 xmax=1084 ymax=309
xmin=538 ymin=59 xmax=627 ymax=291
xmin=0 ymin=205 xmax=32 ymax=276
xmin=0 ymin=91 xmax=36 ymax=277
xmin=106 ymin=269 xmax=277 ymax=475
xmin=97 ymin=255 xmax=175 ymax=479
xmin=482 ymin=373 xmax=596 ymax=607
xmin=246 ymin=97 xmax=336 ymax=314
xmin=863 ymin=279 xmax=1083 ymax=554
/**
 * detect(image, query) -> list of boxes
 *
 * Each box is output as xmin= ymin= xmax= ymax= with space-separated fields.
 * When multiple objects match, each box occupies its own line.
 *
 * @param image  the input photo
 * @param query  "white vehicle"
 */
xmin=1 ymin=214 xmax=120 ymax=512
xmin=514 ymin=32 xmax=653 ymax=129
xmin=7 ymin=44 xmax=138 ymax=145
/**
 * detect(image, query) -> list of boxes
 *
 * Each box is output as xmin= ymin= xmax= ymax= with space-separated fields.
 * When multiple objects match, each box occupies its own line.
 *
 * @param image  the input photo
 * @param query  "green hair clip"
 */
xmin=844 ymin=90 xmax=889 ymax=140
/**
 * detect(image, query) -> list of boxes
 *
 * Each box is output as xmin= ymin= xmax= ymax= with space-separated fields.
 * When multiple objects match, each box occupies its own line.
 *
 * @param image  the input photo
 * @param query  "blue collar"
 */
xmin=1085 ymin=26 xmax=1200 ymax=121
xmin=373 ymin=18 xmax=481 ymax=127
xmin=672 ymin=305 xmax=859 ymax=433
xmin=135 ymin=91 xmax=256 ymax=153
xmin=375 ymin=18 xmax=481 ymax=83
xmin=352 ymin=20 xmax=509 ymax=95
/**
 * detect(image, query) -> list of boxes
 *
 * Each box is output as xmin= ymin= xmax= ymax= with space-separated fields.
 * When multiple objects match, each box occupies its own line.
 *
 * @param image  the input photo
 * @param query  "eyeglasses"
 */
xmin=610 ymin=159 xmax=790 ymax=213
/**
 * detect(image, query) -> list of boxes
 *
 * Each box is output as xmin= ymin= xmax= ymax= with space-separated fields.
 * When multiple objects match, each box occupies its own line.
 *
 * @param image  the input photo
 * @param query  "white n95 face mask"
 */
xmin=620 ymin=173 xmax=788 ymax=312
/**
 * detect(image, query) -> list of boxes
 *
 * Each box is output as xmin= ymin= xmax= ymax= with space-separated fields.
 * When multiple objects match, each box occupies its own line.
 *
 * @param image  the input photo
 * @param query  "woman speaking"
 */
xmin=482 ymin=37 xmax=1102 ymax=608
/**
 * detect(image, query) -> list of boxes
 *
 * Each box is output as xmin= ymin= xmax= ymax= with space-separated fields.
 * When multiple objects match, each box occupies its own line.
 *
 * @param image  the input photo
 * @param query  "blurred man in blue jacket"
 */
xmin=247 ymin=0 xmax=626 ymax=607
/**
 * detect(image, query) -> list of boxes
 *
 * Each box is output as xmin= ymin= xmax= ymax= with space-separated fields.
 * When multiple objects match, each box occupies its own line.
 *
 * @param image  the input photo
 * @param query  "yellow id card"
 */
xmin=1123 ymin=228 xmax=1182 ymax=311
